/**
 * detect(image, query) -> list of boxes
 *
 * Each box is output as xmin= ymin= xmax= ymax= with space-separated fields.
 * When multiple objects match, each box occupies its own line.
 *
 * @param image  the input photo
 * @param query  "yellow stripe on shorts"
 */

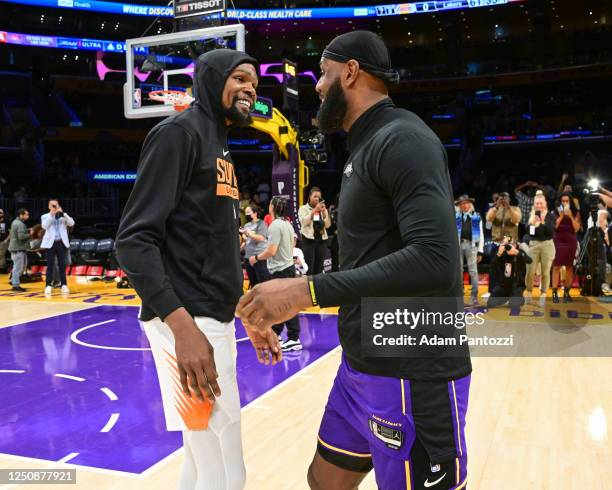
xmin=317 ymin=436 xmax=371 ymax=458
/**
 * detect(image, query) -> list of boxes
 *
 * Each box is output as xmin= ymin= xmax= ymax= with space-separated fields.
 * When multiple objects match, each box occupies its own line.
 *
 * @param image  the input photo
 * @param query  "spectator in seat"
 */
xmin=551 ymin=192 xmax=581 ymax=303
xmin=239 ymin=191 xmax=252 ymax=226
xmin=455 ymin=194 xmax=484 ymax=306
xmin=242 ymin=204 xmax=270 ymax=288
xmin=298 ymin=187 xmax=331 ymax=275
xmin=41 ymin=199 xmax=75 ymax=295
xmin=8 ymin=208 xmax=30 ymax=292
xmin=13 ymin=187 xmax=28 ymax=208
xmin=28 ymin=224 xmax=45 ymax=267
xmin=0 ymin=174 xmax=6 ymax=200
xmin=257 ymin=181 xmax=271 ymax=206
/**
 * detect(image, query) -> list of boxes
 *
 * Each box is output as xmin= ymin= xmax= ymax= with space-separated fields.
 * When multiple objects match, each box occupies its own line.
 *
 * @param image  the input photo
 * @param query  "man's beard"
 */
xmin=223 ymin=96 xmax=252 ymax=127
xmin=316 ymin=77 xmax=348 ymax=134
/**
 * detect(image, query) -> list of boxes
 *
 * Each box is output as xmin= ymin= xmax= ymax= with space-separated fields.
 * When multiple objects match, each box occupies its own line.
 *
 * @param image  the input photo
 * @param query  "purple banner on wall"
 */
xmin=271 ymin=144 xmax=299 ymax=233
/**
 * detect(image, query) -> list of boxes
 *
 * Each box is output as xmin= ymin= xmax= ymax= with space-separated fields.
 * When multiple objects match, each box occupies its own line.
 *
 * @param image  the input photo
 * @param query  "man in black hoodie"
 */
xmin=117 ymin=49 xmax=279 ymax=490
xmin=238 ymin=32 xmax=471 ymax=490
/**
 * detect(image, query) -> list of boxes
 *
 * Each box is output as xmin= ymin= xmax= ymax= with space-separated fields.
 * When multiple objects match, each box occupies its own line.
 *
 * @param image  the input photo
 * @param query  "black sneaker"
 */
xmin=12 ymin=286 xmax=26 ymax=292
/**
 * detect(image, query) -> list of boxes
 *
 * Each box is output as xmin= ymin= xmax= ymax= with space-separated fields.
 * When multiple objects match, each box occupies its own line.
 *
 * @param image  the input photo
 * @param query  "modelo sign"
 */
xmin=174 ymin=0 xmax=225 ymax=19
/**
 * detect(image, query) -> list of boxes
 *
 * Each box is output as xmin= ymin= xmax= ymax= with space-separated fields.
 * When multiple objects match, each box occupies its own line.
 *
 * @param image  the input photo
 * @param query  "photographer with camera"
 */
xmin=525 ymin=191 xmax=556 ymax=304
xmin=487 ymin=235 xmax=532 ymax=314
xmin=486 ymin=191 xmax=522 ymax=242
xmin=551 ymin=192 xmax=581 ymax=303
xmin=298 ymin=187 xmax=331 ymax=275
xmin=41 ymin=199 xmax=74 ymax=295
xmin=485 ymin=191 xmax=521 ymax=292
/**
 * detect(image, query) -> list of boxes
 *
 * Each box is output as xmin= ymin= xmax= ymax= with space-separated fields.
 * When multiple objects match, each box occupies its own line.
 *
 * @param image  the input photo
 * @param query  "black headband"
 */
xmin=322 ymin=49 xmax=400 ymax=85
xmin=322 ymin=31 xmax=400 ymax=86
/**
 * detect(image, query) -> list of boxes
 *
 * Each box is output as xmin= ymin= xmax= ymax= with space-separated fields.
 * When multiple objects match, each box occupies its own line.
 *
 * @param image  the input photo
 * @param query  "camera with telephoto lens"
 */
xmin=55 ymin=211 xmax=64 ymax=219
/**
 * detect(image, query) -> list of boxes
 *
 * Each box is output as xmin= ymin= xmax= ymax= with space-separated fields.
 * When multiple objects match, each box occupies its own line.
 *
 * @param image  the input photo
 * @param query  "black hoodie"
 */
xmin=116 ymin=49 xmax=257 ymax=322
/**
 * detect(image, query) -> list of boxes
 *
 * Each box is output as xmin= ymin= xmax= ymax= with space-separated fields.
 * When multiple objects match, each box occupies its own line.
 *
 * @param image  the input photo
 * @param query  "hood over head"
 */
xmin=193 ymin=49 xmax=258 ymax=123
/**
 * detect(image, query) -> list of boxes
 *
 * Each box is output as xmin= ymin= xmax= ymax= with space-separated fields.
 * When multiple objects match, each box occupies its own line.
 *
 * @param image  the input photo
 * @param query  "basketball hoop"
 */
xmin=148 ymin=90 xmax=194 ymax=112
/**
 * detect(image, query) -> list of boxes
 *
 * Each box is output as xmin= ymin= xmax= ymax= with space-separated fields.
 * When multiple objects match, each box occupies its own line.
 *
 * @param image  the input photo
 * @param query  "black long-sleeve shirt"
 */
xmin=313 ymin=99 xmax=471 ymax=381
xmin=530 ymin=213 xmax=556 ymax=241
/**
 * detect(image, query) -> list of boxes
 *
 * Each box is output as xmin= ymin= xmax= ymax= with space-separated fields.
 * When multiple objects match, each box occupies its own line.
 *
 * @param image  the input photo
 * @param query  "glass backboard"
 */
xmin=123 ymin=24 xmax=245 ymax=119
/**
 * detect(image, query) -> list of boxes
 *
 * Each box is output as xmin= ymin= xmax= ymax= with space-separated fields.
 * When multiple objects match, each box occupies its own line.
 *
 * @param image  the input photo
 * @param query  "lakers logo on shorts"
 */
xmin=368 ymin=418 xmax=404 ymax=450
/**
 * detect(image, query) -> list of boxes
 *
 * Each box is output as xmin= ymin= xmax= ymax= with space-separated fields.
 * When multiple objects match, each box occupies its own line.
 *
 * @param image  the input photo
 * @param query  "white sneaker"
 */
xmin=281 ymin=339 xmax=302 ymax=352
xmin=61 ymin=285 xmax=70 ymax=294
xmin=44 ymin=286 xmax=52 ymax=294
xmin=524 ymin=292 xmax=532 ymax=304
xmin=538 ymin=295 xmax=546 ymax=307
xmin=481 ymin=292 xmax=491 ymax=299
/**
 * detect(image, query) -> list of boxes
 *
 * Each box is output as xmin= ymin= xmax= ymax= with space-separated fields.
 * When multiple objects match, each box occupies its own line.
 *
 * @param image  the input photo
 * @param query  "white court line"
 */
xmin=0 ymin=369 xmax=25 ymax=374
xmin=100 ymin=413 xmax=120 ymax=433
xmin=100 ymin=387 xmax=118 ymax=401
xmin=0 ymin=342 xmax=342 ymax=480
xmin=54 ymin=373 xmax=86 ymax=382
xmin=57 ymin=452 xmax=80 ymax=464
xmin=71 ymin=318 xmax=151 ymax=351
xmin=236 ymin=336 xmax=249 ymax=342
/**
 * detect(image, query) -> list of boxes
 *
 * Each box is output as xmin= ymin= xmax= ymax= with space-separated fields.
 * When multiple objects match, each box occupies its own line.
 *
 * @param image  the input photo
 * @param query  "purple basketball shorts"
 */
xmin=317 ymin=355 xmax=470 ymax=490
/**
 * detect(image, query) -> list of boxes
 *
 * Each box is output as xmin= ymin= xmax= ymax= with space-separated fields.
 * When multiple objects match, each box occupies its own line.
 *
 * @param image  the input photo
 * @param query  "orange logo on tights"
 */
xmin=216 ymin=158 xmax=239 ymax=200
xmin=164 ymin=349 xmax=213 ymax=430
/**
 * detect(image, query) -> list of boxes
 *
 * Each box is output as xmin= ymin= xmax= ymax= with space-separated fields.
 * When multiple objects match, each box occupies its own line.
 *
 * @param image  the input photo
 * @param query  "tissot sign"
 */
xmin=174 ymin=0 xmax=225 ymax=19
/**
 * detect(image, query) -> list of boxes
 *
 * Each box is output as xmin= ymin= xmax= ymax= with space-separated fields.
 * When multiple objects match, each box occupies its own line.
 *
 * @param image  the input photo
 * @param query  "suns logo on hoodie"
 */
xmin=216 ymin=156 xmax=239 ymax=200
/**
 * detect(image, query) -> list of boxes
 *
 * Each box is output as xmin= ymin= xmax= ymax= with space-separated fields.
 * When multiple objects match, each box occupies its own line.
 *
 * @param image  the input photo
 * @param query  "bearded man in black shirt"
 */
xmin=238 ymin=31 xmax=471 ymax=490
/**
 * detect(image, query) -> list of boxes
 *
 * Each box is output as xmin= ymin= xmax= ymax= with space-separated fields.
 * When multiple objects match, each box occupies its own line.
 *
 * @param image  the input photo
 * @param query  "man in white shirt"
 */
xmin=41 ymin=199 xmax=75 ymax=294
